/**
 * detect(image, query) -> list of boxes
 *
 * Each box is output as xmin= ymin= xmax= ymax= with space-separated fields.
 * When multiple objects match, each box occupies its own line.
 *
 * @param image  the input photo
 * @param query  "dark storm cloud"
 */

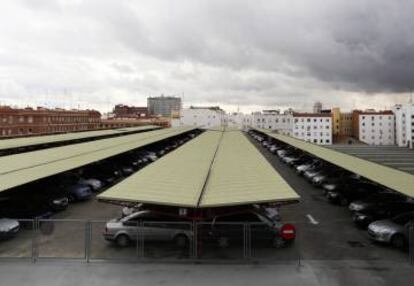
xmin=1 ymin=0 xmax=413 ymax=111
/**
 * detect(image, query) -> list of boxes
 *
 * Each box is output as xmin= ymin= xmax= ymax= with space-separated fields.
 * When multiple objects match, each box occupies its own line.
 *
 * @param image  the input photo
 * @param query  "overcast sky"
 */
xmin=0 ymin=0 xmax=413 ymax=113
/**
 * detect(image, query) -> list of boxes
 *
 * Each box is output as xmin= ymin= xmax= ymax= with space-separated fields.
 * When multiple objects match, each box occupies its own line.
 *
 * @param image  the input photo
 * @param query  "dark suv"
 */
xmin=326 ymin=181 xmax=382 ymax=206
xmin=202 ymin=209 xmax=295 ymax=249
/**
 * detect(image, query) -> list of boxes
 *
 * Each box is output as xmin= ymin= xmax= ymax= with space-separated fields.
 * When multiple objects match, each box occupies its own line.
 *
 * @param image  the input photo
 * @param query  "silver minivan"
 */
xmin=103 ymin=210 xmax=192 ymax=247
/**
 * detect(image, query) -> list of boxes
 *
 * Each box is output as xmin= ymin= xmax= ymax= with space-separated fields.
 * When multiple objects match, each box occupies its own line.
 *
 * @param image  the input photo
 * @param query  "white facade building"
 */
xmin=292 ymin=114 xmax=333 ymax=145
xmin=357 ymin=111 xmax=395 ymax=145
xmin=246 ymin=110 xmax=333 ymax=145
xmin=226 ymin=112 xmax=246 ymax=129
xmin=172 ymin=107 xmax=225 ymax=129
xmin=249 ymin=110 xmax=293 ymax=136
xmin=393 ymin=104 xmax=414 ymax=148
xmin=172 ymin=107 xmax=333 ymax=145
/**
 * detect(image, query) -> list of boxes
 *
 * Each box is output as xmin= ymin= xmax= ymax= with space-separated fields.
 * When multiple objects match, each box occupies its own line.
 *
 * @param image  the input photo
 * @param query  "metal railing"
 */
xmin=1 ymin=219 xmax=413 ymax=265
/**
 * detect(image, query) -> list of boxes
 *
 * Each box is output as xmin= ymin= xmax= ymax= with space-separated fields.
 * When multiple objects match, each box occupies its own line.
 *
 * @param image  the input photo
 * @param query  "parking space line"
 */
xmin=306 ymin=214 xmax=319 ymax=225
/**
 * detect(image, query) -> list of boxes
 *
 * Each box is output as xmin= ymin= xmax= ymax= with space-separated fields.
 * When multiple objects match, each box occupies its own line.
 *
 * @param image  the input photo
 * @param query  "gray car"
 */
xmin=367 ymin=211 xmax=414 ymax=248
xmin=0 ymin=218 xmax=20 ymax=240
xmin=103 ymin=210 xmax=192 ymax=247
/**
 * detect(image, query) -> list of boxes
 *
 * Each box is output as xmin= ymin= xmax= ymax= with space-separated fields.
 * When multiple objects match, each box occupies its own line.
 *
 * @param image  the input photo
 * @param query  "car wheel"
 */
xmin=391 ymin=234 xmax=406 ymax=249
xmin=174 ymin=234 xmax=189 ymax=248
xmin=272 ymin=237 xmax=286 ymax=249
xmin=116 ymin=234 xmax=130 ymax=247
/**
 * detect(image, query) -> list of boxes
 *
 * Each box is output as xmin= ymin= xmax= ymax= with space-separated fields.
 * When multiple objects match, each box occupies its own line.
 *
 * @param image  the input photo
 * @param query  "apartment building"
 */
xmin=292 ymin=113 xmax=333 ymax=145
xmin=393 ymin=103 xmax=414 ymax=148
xmin=353 ymin=110 xmax=395 ymax=145
xmin=249 ymin=110 xmax=293 ymax=136
xmin=147 ymin=95 xmax=181 ymax=117
xmin=0 ymin=106 xmax=101 ymax=137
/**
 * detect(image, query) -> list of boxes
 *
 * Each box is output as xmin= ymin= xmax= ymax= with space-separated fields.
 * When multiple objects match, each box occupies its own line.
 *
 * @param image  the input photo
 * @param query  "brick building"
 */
xmin=113 ymin=104 xmax=148 ymax=118
xmin=0 ymin=106 xmax=101 ymax=137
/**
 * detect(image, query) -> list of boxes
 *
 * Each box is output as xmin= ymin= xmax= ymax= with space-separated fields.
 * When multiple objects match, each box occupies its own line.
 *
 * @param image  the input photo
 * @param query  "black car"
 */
xmin=349 ymin=192 xmax=408 ymax=213
xmin=81 ymin=163 xmax=122 ymax=185
xmin=326 ymin=181 xmax=382 ymax=206
xmin=202 ymin=209 xmax=296 ymax=249
xmin=288 ymin=156 xmax=313 ymax=168
xmin=1 ymin=180 xmax=69 ymax=213
xmin=311 ymin=169 xmax=352 ymax=187
xmin=30 ymin=190 xmax=69 ymax=212
xmin=353 ymin=201 xmax=414 ymax=227
xmin=0 ymin=199 xmax=53 ymax=221
xmin=64 ymin=184 xmax=93 ymax=202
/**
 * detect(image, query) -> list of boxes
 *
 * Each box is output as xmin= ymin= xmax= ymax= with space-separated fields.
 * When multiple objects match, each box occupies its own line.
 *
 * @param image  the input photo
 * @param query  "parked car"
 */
xmin=349 ymin=192 xmax=409 ymax=213
xmin=353 ymin=202 xmax=414 ymax=227
xmin=82 ymin=163 xmax=122 ymax=185
xmin=262 ymin=140 xmax=272 ymax=148
xmin=103 ymin=210 xmax=192 ymax=247
xmin=326 ymin=181 xmax=382 ymax=206
xmin=295 ymin=160 xmax=321 ymax=175
xmin=18 ymin=182 xmax=69 ymax=212
xmin=79 ymin=178 xmax=104 ymax=192
xmin=303 ymin=166 xmax=327 ymax=181
xmin=202 ymin=209 xmax=295 ymax=249
xmin=277 ymin=148 xmax=296 ymax=159
xmin=288 ymin=156 xmax=312 ymax=168
xmin=64 ymin=184 xmax=92 ymax=202
xmin=367 ymin=211 xmax=414 ymax=248
xmin=281 ymin=153 xmax=302 ymax=164
xmin=143 ymin=151 xmax=158 ymax=162
xmin=269 ymin=144 xmax=283 ymax=154
xmin=0 ymin=218 xmax=20 ymax=240
xmin=0 ymin=199 xmax=53 ymax=222
xmin=311 ymin=168 xmax=348 ymax=187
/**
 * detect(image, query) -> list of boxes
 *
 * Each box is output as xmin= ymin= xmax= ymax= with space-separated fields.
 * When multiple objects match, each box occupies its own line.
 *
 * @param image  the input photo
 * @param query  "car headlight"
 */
xmin=355 ymin=214 xmax=367 ymax=220
xmin=349 ymin=203 xmax=363 ymax=211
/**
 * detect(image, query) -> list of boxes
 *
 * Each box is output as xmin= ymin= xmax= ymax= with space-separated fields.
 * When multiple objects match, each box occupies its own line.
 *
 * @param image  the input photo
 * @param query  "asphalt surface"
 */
xmin=1 ymin=260 xmax=414 ymax=286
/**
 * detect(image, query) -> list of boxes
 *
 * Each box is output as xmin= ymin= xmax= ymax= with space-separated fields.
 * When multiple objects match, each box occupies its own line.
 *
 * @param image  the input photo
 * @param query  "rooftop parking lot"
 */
xmin=0 ymin=128 xmax=412 ymax=267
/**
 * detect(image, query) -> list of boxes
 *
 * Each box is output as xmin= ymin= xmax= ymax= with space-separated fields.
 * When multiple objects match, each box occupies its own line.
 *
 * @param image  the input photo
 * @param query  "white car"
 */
xmin=103 ymin=210 xmax=192 ymax=247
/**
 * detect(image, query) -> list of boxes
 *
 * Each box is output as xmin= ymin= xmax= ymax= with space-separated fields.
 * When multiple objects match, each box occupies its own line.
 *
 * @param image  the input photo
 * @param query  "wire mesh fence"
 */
xmin=0 ymin=218 xmax=413 ymax=264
